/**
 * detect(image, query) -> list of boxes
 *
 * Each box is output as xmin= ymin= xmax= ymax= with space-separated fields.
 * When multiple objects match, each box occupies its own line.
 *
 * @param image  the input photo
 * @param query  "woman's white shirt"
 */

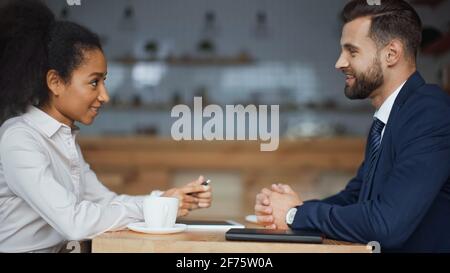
xmin=0 ymin=106 xmax=158 ymax=252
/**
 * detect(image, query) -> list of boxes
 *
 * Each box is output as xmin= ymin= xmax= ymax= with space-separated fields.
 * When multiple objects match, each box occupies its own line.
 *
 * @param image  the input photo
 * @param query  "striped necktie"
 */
xmin=362 ymin=118 xmax=385 ymax=200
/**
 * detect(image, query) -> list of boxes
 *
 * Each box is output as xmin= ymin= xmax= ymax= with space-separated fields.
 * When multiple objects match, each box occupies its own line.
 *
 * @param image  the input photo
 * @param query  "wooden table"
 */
xmin=92 ymin=219 xmax=371 ymax=253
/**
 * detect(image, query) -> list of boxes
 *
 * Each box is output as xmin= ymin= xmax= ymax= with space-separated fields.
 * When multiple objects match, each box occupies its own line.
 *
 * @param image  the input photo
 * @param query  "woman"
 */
xmin=0 ymin=0 xmax=212 ymax=253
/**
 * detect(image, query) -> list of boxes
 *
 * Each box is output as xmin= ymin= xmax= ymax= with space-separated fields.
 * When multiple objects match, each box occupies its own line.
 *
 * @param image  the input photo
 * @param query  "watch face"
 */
xmin=287 ymin=208 xmax=297 ymax=224
xmin=288 ymin=212 xmax=294 ymax=223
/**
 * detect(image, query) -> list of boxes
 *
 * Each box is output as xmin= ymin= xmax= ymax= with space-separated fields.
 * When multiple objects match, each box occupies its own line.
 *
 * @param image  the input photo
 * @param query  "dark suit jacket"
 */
xmin=291 ymin=72 xmax=450 ymax=252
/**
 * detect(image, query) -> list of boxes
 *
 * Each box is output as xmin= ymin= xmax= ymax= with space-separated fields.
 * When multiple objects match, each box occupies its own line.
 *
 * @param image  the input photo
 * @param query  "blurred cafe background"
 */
xmin=43 ymin=0 xmax=450 ymax=219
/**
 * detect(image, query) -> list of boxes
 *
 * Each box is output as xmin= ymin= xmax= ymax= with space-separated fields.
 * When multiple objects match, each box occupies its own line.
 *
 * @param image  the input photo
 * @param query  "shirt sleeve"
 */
xmin=0 ymin=128 xmax=144 ymax=241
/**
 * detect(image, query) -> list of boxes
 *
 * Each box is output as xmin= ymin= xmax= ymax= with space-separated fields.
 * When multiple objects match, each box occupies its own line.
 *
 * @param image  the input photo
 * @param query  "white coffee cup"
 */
xmin=143 ymin=196 xmax=179 ymax=229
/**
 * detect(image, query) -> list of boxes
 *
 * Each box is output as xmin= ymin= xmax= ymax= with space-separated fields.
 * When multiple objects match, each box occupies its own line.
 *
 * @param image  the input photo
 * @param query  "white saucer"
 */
xmin=127 ymin=222 xmax=187 ymax=234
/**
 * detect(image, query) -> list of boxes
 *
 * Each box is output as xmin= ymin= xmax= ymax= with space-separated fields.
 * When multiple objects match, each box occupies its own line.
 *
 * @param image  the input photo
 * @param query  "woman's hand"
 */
xmin=162 ymin=175 xmax=212 ymax=217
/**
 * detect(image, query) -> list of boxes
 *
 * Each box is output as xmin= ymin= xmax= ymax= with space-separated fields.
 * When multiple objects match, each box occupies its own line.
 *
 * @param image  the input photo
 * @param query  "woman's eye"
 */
xmin=90 ymin=80 xmax=98 ymax=87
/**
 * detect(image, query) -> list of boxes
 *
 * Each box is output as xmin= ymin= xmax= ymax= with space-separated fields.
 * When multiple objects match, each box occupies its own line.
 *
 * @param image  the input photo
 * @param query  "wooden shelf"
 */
xmin=113 ymin=53 xmax=254 ymax=66
xmin=165 ymin=56 xmax=253 ymax=66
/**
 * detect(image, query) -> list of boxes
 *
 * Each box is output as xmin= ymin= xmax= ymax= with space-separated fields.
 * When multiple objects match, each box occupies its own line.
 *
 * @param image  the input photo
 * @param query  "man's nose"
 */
xmin=335 ymin=53 xmax=349 ymax=70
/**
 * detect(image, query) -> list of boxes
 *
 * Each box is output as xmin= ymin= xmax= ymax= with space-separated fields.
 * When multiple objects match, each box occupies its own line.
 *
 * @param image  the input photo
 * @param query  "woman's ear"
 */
xmin=46 ymin=69 xmax=63 ymax=97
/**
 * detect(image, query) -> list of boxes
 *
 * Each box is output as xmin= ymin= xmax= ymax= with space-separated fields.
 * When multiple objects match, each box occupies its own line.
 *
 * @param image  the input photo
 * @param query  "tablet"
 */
xmin=225 ymin=228 xmax=324 ymax=244
xmin=176 ymin=219 xmax=245 ymax=231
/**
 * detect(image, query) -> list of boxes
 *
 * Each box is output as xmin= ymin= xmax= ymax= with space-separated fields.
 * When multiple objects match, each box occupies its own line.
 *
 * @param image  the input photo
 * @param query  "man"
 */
xmin=255 ymin=0 xmax=450 ymax=252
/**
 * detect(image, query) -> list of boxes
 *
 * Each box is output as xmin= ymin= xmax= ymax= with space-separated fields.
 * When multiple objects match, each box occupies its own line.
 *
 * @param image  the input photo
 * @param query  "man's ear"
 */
xmin=384 ymin=39 xmax=403 ymax=67
xmin=46 ymin=69 xmax=64 ymax=97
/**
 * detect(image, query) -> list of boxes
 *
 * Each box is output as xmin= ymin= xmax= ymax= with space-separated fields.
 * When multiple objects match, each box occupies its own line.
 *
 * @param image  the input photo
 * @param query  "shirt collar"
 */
xmin=23 ymin=106 xmax=78 ymax=138
xmin=374 ymin=81 xmax=407 ymax=124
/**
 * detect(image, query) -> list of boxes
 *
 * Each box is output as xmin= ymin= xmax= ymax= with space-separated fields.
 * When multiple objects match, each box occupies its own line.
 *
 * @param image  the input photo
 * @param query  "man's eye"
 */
xmin=90 ymin=80 xmax=98 ymax=87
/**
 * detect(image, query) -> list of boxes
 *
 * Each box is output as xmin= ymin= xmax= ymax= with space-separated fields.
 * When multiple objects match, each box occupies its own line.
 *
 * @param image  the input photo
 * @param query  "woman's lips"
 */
xmin=90 ymin=106 xmax=100 ymax=114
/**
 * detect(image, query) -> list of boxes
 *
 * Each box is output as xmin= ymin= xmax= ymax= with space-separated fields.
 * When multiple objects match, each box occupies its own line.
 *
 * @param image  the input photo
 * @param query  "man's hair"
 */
xmin=341 ymin=0 xmax=422 ymax=61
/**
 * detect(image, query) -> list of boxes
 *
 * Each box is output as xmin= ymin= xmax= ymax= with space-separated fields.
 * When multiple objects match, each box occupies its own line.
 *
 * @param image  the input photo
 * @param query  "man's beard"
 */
xmin=344 ymin=57 xmax=384 ymax=100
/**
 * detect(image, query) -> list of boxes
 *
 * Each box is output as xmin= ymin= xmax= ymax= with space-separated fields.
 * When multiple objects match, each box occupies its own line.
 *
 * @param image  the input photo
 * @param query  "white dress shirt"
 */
xmin=374 ymin=81 xmax=406 ymax=141
xmin=0 ymin=106 xmax=159 ymax=253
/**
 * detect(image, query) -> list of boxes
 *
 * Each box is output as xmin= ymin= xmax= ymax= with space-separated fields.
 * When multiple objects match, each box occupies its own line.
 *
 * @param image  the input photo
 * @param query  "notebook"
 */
xmin=225 ymin=228 xmax=324 ymax=244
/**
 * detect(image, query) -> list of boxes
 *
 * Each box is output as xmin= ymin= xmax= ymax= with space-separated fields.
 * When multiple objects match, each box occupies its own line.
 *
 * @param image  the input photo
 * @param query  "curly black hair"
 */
xmin=0 ymin=0 xmax=102 ymax=123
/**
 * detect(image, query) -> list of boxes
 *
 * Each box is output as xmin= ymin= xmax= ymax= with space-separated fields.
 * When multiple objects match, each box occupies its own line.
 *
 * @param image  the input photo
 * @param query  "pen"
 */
xmin=201 ymin=179 xmax=211 ymax=186
xmin=187 ymin=179 xmax=211 ymax=196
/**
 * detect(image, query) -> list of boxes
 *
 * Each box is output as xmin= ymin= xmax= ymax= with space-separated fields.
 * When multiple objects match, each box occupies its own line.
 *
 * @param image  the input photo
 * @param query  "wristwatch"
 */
xmin=285 ymin=207 xmax=298 ymax=227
